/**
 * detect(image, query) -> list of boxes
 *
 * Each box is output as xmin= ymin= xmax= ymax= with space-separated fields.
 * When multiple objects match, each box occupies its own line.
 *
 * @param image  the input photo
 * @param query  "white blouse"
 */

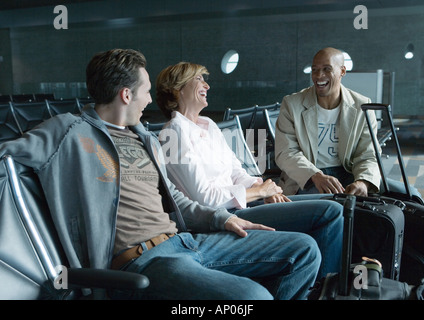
xmin=159 ymin=111 xmax=261 ymax=209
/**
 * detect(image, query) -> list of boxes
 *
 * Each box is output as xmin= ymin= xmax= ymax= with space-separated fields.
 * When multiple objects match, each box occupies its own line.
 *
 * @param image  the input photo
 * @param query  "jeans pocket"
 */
xmin=177 ymin=232 xmax=198 ymax=251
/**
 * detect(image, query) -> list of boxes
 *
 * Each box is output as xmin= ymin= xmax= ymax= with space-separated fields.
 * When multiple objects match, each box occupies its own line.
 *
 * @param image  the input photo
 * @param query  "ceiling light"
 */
xmin=405 ymin=43 xmax=414 ymax=60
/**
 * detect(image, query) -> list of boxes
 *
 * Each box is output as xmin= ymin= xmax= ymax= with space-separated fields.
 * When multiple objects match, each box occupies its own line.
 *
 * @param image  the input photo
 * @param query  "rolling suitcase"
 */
xmin=362 ymin=103 xmax=424 ymax=284
xmin=324 ymin=193 xmax=404 ymax=280
xmin=311 ymin=195 xmax=418 ymax=300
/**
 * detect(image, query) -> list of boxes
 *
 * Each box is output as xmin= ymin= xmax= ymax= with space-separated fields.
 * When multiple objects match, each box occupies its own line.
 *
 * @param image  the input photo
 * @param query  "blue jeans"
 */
xmin=232 ymin=197 xmax=343 ymax=279
xmin=110 ymin=230 xmax=320 ymax=300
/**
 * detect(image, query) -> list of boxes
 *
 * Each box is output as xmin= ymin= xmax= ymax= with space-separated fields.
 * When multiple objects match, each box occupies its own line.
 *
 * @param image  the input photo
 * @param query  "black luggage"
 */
xmin=324 ymin=193 xmax=404 ymax=280
xmin=310 ymin=195 xmax=422 ymax=300
xmin=361 ymin=103 xmax=424 ymax=284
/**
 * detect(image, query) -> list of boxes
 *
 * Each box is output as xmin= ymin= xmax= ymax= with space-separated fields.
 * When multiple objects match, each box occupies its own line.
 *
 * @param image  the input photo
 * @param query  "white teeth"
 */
xmin=317 ymin=81 xmax=328 ymax=86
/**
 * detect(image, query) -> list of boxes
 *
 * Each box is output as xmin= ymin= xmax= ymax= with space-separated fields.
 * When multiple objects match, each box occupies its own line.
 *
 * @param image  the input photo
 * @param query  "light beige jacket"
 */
xmin=275 ymin=85 xmax=381 ymax=195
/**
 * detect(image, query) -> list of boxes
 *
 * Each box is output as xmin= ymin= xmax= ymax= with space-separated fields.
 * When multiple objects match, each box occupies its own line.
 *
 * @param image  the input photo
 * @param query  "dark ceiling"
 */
xmin=1 ymin=0 xmax=423 ymax=29
xmin=0 ymin=1 xmax=96 ymax=11
xmin=1 ymin=0 xmax=423 ymax=12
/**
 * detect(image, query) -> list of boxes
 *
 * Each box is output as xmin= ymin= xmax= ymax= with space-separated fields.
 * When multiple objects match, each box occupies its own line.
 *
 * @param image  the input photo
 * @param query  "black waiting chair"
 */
xmin=0 ymin=155 xmax=149 ymax=299
xmin=251 ymin=102 xmax=280 ymax=133
xmin=223 ymin=105 xmax=258 ymax=132
xmin=76 ymin=97 xmax=94 ymax=109
xmin=34 ymin=94 xmax=55 ymax=102
xmin=46 ymin=98 xmax=81 ymax=116
xmin=9 ymin=101 xmax=52 ymax=133
xmin=262 ymin=108 xmax=282 ymax=177
xmin=216 ymin=115 xmax=263 ymax=177
xmin=0 ymin=95 xmax=12 ymax=104
xmin=0 ymin=103 xmax=22 ymax=143
xmin=263 ymin=108 xmax=280 ymax=146
xmin=144 ymin=121 xmax=166 ymax=136
xmin=11 ymin=94 xmax=35 ymax=103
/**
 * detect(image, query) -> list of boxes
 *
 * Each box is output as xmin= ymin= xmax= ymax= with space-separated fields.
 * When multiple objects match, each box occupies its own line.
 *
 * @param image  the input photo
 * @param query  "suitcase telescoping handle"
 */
xmin=339 ymin=195 xmax=356 ymax=296
xmin=360 ymin=103 xmax=412 ymax=200
xmin=360 ymin=103 xmax=392 ymax=112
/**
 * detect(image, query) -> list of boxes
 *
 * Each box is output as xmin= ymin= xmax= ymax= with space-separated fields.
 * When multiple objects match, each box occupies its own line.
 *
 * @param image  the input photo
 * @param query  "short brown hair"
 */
xmin=86 ymin=49 xmax=147 ymax=104
xmin=156 ymin=62 xmax=209 ymax=119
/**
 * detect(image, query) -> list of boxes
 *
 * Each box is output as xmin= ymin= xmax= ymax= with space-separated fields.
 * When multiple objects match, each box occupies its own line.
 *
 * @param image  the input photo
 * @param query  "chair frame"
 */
xmin=0 ymin=103 xmax=22 ymax=142
xmin=223 ymin=105 xmax=257 ymax=132
xmin=9 ymin=101 xmax=53 ymax=133
xmin=263 ymin=108 xmax=280 ymax=146
xmin=217 ymin=115 xmax=262 ymax=176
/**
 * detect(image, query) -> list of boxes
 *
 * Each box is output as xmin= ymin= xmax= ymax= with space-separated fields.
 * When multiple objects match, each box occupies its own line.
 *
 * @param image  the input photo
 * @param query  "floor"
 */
xmin=382 ymin=117 xmax=424 ymax=198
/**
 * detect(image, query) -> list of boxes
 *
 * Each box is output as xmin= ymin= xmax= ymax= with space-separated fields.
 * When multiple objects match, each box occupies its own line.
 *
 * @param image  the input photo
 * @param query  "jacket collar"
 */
xmin=302 ymin=84 xmax=355 ymax=110
xmin=81 ymin=103 xmax=150 ymax=136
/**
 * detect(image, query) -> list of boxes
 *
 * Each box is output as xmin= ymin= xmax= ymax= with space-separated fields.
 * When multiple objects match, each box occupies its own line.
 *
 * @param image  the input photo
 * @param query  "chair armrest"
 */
xmin=66 ymin=268 xmax=149 ymax=290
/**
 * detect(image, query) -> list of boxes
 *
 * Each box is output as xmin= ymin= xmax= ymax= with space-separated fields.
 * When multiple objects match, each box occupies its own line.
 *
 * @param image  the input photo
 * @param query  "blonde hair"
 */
xmin=156 ymin=62 xmax=209 ymax=119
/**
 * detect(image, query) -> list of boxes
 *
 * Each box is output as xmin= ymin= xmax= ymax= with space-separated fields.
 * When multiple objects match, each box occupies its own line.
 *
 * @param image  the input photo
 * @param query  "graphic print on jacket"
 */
xmin=79 ymin=135 xmax=119 ymax=183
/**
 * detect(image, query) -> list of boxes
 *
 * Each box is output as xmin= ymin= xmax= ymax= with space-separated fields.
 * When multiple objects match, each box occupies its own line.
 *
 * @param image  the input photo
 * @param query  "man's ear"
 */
xmin=340 ymin=66 xmax=347 ymax=77
xmin=119 ymin=87 xmax=132 ymax=104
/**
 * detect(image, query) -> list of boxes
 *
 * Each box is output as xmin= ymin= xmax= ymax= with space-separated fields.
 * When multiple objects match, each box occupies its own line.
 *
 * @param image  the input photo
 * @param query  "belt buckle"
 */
xmin=136 ymin=245 xmax=143 ymax=255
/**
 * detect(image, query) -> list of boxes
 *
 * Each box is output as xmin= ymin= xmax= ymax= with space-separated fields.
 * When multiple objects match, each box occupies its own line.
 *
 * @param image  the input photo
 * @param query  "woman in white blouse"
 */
xmin=156 ymin=62 xmax=344 ymax=279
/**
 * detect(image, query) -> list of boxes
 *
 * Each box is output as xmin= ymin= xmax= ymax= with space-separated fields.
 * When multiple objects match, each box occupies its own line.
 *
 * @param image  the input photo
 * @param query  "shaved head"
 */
xmin=313 ymin=47 xmax=345 ymax=67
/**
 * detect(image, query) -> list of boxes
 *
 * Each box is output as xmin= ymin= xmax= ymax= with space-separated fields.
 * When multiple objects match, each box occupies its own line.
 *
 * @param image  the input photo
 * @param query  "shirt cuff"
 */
xmin=211 ymin=208 xmax=235 ymax=231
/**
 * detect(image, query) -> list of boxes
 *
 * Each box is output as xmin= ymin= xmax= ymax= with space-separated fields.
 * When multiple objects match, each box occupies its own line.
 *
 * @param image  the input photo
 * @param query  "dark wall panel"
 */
xmin=2 ymin=6 xmax=424 ymax=116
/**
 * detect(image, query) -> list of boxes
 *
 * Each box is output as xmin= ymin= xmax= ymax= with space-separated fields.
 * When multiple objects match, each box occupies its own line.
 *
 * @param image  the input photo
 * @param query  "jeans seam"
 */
xmin=204 ymin=257 xmax=294 ymax=269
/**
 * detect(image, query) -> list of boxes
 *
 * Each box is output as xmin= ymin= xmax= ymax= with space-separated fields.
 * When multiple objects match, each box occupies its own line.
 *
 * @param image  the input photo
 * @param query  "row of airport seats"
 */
xmin=0 ymin=98 xmax=93 ymax=144
xmin=0 ymin=93 xmax=55 ymax=104
xmin=222 ymin=102 xmax=280 ymax=134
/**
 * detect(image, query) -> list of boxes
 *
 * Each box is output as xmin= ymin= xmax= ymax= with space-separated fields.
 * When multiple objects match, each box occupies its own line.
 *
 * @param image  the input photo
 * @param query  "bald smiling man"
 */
xmin=274 ymin=47 xmax=381 ymax=197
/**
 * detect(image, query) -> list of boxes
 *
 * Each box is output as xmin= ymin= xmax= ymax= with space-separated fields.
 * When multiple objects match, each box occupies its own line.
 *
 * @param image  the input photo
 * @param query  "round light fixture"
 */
xmin=405 ymin=44 xmax=414 ymax=60
xmin=221 ymin=50 xmax=239 ymax=74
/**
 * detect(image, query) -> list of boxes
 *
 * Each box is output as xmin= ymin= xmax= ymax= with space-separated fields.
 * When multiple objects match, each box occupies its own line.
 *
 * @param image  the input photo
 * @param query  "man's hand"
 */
xmin=224 ymin=216 xmax=275 ymax=237
xmin=311 ymin=172 xmax=345 ymax=194
xmin=345 ymin=180 xmax=369 ymax=197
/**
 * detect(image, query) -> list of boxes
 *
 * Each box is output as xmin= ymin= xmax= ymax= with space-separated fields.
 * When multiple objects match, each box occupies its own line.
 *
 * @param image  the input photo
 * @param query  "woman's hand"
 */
xmin=246 ymin=179 xmax=283 ymax=202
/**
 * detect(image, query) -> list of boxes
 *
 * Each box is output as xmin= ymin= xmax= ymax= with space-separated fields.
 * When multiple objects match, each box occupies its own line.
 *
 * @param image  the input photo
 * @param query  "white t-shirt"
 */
xmin=316 ymin=105 xmax=342 ymax=169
